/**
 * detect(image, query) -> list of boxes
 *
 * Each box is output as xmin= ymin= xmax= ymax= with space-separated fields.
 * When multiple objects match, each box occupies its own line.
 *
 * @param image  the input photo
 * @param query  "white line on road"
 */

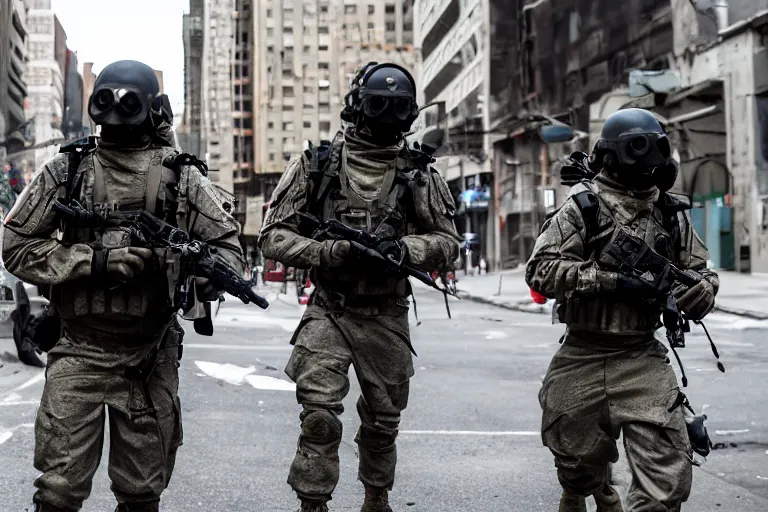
xmin=0 ymin=400 xmax=39 ymax=407
xmin=0 ymin=423 xmax=34 ymax=445
xmin=184 ymin=344 xmax=291 ymax=351
xmin=14 ymin=372 xmax=45 ymax=391
xmin=400 ymin=430 xmax=539 ymax=436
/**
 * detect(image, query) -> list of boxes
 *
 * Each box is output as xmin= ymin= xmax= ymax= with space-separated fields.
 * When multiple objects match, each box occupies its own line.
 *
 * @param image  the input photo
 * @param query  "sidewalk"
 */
xmin=456 ymin=268 xmax=768 ymax=319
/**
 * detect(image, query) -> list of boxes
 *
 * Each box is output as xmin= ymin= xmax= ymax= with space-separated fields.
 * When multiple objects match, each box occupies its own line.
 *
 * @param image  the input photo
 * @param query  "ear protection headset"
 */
xmin=341 ymin=62 xmax=420 ymax=128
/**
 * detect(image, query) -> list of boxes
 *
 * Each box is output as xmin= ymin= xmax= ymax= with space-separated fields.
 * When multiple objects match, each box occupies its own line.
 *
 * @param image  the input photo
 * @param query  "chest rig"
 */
xmin=305 ymin=133 xmax=421 ymax=298
xmin=568 ymin=181 xmax=684 ymax=263
xmin=53 ymin=146 xmax=184 ymax=324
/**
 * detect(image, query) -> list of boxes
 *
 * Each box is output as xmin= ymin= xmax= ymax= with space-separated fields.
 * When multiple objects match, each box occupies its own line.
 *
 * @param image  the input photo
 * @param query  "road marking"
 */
xmin=0 ymin=400 xmax=39 ymax=407
xmin=14 ymin=372 xmax=45 ymax=391
xmin=185 ymin=344 xmax=291 ymax=351
xmin=400 ymin=430 xmax=540 ymax=436
xmin=715 ymin=429 xmax=750 ymax=436
xmin=194 ymin=361 xmax=295 ymax=391
xmin=245 ymin=375 xmax=296 ymax=391
xmin=0 ymin=423 xmax=34 ymax=445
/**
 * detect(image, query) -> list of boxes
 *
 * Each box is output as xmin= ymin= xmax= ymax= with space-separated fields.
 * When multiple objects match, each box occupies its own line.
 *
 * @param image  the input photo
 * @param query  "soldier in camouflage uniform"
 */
xmin=2 ymin=60 xmax=245 ymax=512
xmin=526 ymin=109 xmax=719 ymax=512
xmin=259 ymin=62 xmax=459 ymax=512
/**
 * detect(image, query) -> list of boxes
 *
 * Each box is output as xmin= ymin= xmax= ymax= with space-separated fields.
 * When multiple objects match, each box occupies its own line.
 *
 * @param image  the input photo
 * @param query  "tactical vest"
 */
xmin=51 ymin=146 xmax=183 ymax=330
xmin=554 ymin=180 xmax=689 ymax=336
xmin=306 ymin=132 xmax=423 ymax=299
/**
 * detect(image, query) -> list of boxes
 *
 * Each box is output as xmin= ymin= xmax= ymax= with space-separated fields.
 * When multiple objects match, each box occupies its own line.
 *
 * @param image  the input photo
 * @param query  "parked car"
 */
xmin=0 ymin=266 xmax=47 ymax=338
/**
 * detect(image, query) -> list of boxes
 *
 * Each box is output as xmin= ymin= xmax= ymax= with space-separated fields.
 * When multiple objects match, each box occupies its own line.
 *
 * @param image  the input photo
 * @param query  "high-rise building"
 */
xmin=179 ymin=0 xmax=205 ymax=159
xmin=252 ymin=0 xmax=416 ymax=204
xmin=23 ymin=0 xmax=66 ymax=168
xmin=0 ymin=0 xmax=29 ymax=158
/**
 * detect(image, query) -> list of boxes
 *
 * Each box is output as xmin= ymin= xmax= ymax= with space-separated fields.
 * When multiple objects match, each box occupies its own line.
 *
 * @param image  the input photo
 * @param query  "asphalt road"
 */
xmin=1 ymin=284 xmax=767 ymax=512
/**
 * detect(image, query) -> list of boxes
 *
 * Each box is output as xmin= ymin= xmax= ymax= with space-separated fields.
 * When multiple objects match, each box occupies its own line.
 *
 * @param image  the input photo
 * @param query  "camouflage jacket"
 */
xmin=526 ymin=174 xmax=719 ymax=337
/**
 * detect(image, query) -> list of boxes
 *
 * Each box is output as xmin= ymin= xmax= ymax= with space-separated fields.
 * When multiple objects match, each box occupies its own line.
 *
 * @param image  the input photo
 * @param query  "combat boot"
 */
xmin=115 ymin=502 xmax=159 ymax=512
xmin=593 ymin=484 xmax=624 ymax=512
xmin=297 ymin=499 xmax=329 ymax=512
xmin=558 ymin=490 xmax=587 ymax=512
xmin=34 ymin=503 xmax=72 ymax=512
xmin=361 ymin=485 xmax=393 ymax=512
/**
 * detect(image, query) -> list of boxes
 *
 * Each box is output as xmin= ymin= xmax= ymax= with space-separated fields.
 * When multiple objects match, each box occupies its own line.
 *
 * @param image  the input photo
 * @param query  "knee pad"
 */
xmin=556 ymin=461 xmax=608 ymax=497
xmin=301 ymin=409 xmax=342 ymax=445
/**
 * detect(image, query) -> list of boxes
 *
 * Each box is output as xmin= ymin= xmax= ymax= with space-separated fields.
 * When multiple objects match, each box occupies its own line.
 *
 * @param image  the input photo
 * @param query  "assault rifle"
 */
xmin=298 ymin=212 xmax=456 ymax=297
xmin=52 ymin=200 xmax=269 ymax=311
xmin=599 ymin=224 xmax=724 ymax=385
xmin=602 ymin=225 xmax=702 ymax=291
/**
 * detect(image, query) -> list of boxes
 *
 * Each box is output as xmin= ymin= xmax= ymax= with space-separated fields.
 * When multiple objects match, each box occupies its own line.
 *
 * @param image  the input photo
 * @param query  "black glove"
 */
xmin=616 ymin=273 xmax=659 ymax=299
xmin=375 ymin=239 xmax=408 ymax=268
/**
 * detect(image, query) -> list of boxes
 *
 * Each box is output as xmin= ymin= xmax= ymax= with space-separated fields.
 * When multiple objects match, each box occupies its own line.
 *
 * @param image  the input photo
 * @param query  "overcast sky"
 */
xmin=50 ymin=0 xmax=188 ymax=123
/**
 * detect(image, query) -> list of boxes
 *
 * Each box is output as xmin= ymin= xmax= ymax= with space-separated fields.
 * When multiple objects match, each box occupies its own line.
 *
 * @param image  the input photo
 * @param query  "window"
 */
xmin=283 ymin=105 xmax=294 ymax=111
xmin=244 ymin=118 xmax=253 ymax=129
xmin=345 ymin=5 xmax=356 ymax=14
xmin=368 ymin=5 xmax=375 ymax=14
xmin=267 ymin=8 xmax=272 ymax=17
xmin=284 ymin=7 xmax=293 ymax=17
xmin=267 ymin=45 xmax=274 ymax=53
xmin=267 ymin=27 xmax=274 ymax=36
xmin=283 ymin=86 xmax=294 ymax=97
xmin=284 ymin=26 xmax=293 ymax=33
xmin=303 ymin=121 xmax=312 ymax=128
xmin=269 ymin=138 xmax=275 ymax=145
xmin=303 ymin=45 xmax=310 ymax=53
xmin=283 ymin=69 xmax=292 ymax=78
xmin=320 ymin=121 xmax=331 ymax=132
xmin=385 ymin=4 xmax=395 ymax=14
xmin=318 ymin=26 xmax=329 ymax=34
xmin=268 ymin=122 xmax=275 ymax=129
xmin=269 ymin=153 xmax=276 ymax=162
xmin=283 ymin=137 xmax=294 ymax=146
xmin=243 ymin=100 xmax=252 ymax=111
xmin=319 ymin=103 xmax=330 ymax=112
xmin=320 ymin=5 xmax=328 ymax=13
xmin=319 ymin=62 xmax=329 ymax=69
xmin=283 ymin=152 xmax=292 ymax=162
xmin=234 ymin=101 xmax=241 ymax=110
xmin=303 ymin=104 xmax=314 ymax=110
xmin=283 ymin=121 xmax=294 ymax=131
xmin=242 ymin=32 xmax=248 ymax=44
xmin=234 ymin=119 xmax=242 ymax=128
xmin=235 ymin=85 xmax=241 ymax=95
xmin=303 ymin=85 xmax=314 ymax=93
xmin=386 ymin=22 xmax=395 ymax=31
xmin=242 ymin=65 xmax=249 ymax=75
xmin=368 ymin=22 xmax=374 ymax=30
xmin=319 ymin=44 xmax=328 ymax=51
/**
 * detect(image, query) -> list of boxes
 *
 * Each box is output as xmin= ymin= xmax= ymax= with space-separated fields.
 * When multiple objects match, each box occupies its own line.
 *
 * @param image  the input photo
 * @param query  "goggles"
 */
xmin=359 ymin=92 xmax=416 ymax=121
xmin=92 ymin=87 xmax=147 ymax=117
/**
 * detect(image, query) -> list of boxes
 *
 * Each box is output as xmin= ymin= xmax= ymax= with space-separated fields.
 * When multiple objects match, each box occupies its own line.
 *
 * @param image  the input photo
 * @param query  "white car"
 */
xmin=0 ymin=267 xmax=48 ymax=338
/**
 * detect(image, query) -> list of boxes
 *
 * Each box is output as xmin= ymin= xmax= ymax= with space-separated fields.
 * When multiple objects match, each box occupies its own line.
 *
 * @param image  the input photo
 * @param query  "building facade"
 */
xmin=414 ymin=0 xmax=494 ymax=269
xmin=23 ymin=0 xmax=66 ymax=169
xmin=0 ymin=0 xmax=29 ymax=158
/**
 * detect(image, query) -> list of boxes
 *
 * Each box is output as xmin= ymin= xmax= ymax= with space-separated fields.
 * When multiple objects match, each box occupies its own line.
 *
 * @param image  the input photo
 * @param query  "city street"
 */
xmin=1 ymin=282 xmax=767 ymax=511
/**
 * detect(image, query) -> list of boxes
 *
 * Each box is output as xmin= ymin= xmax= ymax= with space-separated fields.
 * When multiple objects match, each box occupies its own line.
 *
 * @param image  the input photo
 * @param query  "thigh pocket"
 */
xmin=34 ymin=408 xmax=71 ymax=468
xmin=542 ymin=408 xmax=619 ymax=467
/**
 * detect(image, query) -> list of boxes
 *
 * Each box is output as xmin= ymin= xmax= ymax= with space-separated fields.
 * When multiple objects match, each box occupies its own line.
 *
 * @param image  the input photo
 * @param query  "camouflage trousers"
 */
xmin=33 ymin=319 xmax=184 ymax=511
xmin=540 ymin=336 xmax=693 ymax=512
xmin=285 ymin=300 xmax=414 ymax=502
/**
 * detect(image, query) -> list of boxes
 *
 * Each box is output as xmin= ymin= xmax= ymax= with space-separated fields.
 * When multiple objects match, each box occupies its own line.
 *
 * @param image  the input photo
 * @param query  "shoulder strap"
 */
xmin=309 ymin=132 xmax=344 ymax=214
xmin=571 ymin=188 xmax=600 ymax=243
xmin=144 ymin=151 xmax=165 ymax=213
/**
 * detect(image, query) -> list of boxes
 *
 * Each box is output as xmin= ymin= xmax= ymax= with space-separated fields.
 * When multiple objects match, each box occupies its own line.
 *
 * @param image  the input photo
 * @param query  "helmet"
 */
xmin=342 ymin=62 xmax=419 ymax=135
xmin=592 ymin=108 xmax=673 ymax=190
xmin=88 ymin=60 xmax=160 ymax=127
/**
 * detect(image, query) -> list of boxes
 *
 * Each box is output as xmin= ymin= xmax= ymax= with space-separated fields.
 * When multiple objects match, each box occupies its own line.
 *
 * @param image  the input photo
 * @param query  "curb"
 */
xmin=459 ymin=290 xmax=767 ymax=320
xmin=457 ymin=291 xmax=550 ymax=315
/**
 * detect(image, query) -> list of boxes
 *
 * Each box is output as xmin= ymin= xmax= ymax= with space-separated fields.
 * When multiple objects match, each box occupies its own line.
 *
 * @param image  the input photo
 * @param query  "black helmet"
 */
xmin=595 ymin=108 xmax=670 ymax=167
xmin=342 ymin=62 xmax=419 ymax=132
xmin=593 ymin=108 xmax=675 ymax=190
xmin=88 ymin=60 xmax=160 ymax=127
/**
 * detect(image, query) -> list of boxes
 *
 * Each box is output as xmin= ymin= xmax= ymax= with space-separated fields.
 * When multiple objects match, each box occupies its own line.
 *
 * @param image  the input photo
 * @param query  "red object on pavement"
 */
xmin=298 ymin=294 xmax=310 ymax=305
xmin=530 ymin=288 xmax=547 ymax=304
